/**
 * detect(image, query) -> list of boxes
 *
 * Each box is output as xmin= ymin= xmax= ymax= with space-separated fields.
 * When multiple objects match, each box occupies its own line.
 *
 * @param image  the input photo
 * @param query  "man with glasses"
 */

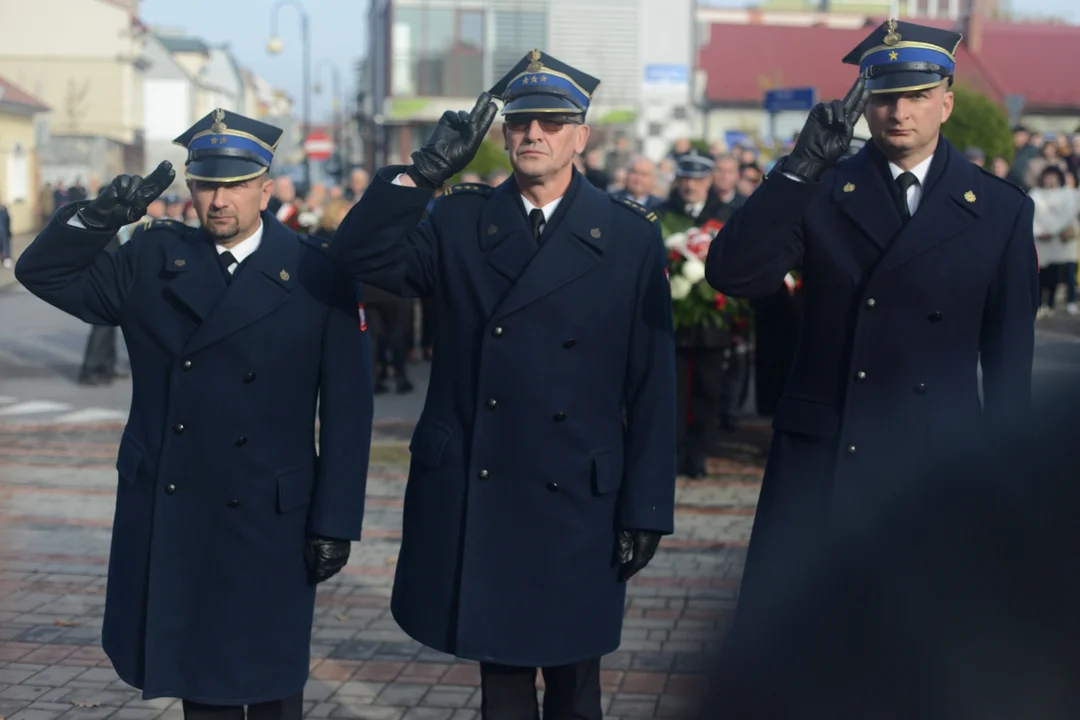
xmin=332 ymin=49 xmax=677 ymax=720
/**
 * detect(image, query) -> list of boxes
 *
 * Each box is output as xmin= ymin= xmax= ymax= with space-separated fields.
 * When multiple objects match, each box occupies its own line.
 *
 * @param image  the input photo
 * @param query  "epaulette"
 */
xmin=443 ymin=182 xmax=493 ymax=198
xmin=299 ymin=233 xmax=332 ymax=253
xmin=977 ymin=166 xmax=1027 ymax=198
xmin=612 ymin=196 xmax=659 ymax=225
xmin=131 ymin=217 xmax=188 ymax=237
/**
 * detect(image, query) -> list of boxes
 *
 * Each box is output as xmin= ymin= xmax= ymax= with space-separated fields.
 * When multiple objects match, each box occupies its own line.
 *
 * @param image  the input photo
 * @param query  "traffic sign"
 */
xmin=764 ymin=87 xmax=817 ymax=114
xmin=303 ymin=131 xmax=334 ymax=161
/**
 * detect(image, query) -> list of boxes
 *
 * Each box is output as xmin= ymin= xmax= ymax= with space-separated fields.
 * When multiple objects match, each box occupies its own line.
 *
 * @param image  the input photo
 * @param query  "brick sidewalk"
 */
xmin=0 ymin=423 xmax=767 ymax=720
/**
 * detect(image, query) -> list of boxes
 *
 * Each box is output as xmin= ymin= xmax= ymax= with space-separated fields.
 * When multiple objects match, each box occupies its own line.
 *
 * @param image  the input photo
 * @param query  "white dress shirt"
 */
xmin=217 ymin=222 xmax=263 ymax=273
xmin=888 ymin=154 xmax=933 ymax=216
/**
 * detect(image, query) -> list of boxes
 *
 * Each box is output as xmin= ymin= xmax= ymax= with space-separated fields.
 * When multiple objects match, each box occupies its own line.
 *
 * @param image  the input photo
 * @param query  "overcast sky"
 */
xmin=139 ymin=0 xmax=1079 ymax=123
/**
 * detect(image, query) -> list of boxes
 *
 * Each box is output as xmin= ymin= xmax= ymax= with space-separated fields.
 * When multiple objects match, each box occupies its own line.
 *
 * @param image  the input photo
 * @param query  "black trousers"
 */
xmin=480 ymin=658 xmax=602 ymax=720
xmin=367 ymin=299 xmax=410 ymax=383
xmin=181 ymin=693 xmax=302 ymax=720
xmin=79 ymin=325 xmax=117 ymax=381
xmin=676 ymin=348 xmax=726 ymax=474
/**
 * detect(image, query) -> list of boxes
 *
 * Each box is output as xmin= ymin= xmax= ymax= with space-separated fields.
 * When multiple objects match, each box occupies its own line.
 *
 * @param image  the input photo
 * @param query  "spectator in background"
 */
xmin=605 ymin=133 xmax=633 ymax=176
xmin=991 ymin=156 xmax=1010 ymax=179
xmin=164 ymin=194 xmax=186 ymax=221
xmin=1031 ymin=166 xmax=1080 ymax=317
xmin=459 ymin=172 xmax=483 ymax=184
xmin=268 ymin=175 xmax=302 ymax=231
xmin=964 ymin=146 xmax=985 ymax=167
xmin=67 ymin=178 xmax=87 ymax=203
xmin=0 ymin=198 xmax=11 ymax=269
xmin=346 ymin=168 xmax=369 ymax=201
xmin=712 ymin=154 xmax=746 ymax=212
xmin=53 ymin=181 xmax=67 ymax=209
xmin=584 ymin=148 xmax=610 ymax=189
xmin=609 ymin=167 xmax=627 ymax=193
xmin=38 ymin=182 xmax=56 ymax=230
xmin=1067 ymin=135 xmax=1080 ymax=182
xmin=737 ymin=162 xmax=763 ymax=196
xmin=1024 ymin=138 xmax=1070 ymax=190
xmin=328 ymin=185 xmax=345 ymax=201
xmin=612 ymin=155 xmax=663 ymax=210
xmin=1007 ymin=125 xmax=1039 ymax=188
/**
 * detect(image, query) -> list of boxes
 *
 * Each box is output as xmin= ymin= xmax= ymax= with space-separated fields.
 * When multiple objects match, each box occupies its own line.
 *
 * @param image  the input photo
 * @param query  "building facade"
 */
xmin=0 ymin=0 xmax=145 ymax=183
xmin=0 ymin=76 xmax=50 ymax=234
xmin=365 ymin=0 xmax=699 ymax=166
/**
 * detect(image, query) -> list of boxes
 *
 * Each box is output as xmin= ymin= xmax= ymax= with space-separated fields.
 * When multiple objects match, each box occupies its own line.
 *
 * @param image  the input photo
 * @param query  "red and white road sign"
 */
xmin=303 ymin=131 xmax=334 ymax=161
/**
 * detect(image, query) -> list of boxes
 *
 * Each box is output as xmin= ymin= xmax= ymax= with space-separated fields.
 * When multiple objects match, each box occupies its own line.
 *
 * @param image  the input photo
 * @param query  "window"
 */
xmin=390 ymin=6 xmax=487 ymax=98
xmin=493 ymin=10 xmax=546 ymax=79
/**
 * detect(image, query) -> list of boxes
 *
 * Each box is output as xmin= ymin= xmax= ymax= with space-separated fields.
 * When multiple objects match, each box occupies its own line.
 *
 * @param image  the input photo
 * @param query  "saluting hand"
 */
xmin=617 ymin=530 xmax=662 ymax=582
xmin=784 ymin=75 xmax=870 ymax=183
xmin=77 ymin=161 xmax=176 ymax=232
xmin=408 ymin=92 xmax=498 ymax=189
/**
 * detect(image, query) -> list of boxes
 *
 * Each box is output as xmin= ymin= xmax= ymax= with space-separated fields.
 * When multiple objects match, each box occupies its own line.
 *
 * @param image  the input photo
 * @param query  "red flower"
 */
xmin=686 ymin=229 xmax=713 ymax=260
xmin=668 ymin=250 xmax=682 ymax=262
xmin=714 ymin=292 xmax=728 ymax=311
xmin=701 ymin=219 xmax=724 ymax=236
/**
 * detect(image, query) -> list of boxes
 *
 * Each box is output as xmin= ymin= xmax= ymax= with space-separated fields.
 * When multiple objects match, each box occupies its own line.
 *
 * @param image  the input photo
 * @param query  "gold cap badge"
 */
xmin=883 ymin=19 xmax=902 ymax=46
xmin=279 ymin=269 xmax=290 ymax=282
xmin=210 ymin=108 xmax=227 ymax=134
xmin=527 ymin=49 xmax=543 ymax=72
xmin=964 ymin=190 xmax=976 ymax=203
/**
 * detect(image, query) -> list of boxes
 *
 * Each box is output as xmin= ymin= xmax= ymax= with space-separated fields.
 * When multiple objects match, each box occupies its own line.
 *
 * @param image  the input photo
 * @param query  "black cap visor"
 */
xmin=866 ymin=65 xmax=951 ymax=94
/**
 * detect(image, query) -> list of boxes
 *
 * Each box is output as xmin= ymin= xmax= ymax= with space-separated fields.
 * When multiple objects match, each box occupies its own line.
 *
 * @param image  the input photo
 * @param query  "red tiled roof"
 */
xmin=0 ymin=75 xmax=50 ymax=112
xmin=699 ymin=18 xmax=1080 ymax=111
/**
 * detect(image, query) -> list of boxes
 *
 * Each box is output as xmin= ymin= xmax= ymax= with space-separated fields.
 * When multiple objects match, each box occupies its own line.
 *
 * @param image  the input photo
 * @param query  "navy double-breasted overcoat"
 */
xmin=705 ymin=138 xmax=1039 ymax=615
xmin=331 ymin=168 xmax=677 ymax=667
xmin=15 ymin=207 xmax=373 ymax=703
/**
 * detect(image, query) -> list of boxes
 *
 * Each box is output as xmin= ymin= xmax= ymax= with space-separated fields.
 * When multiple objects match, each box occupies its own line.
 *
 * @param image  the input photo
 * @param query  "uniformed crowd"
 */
xmin=10 ymin=17 xmax=1051 ymax=720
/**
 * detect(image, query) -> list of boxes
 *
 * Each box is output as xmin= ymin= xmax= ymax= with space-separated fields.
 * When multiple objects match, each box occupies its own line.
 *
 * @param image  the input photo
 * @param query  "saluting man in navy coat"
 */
xmin=332 ymin=50 xmax=677 ymax=720
xmin=705 ymin=21 xmax=1040 ymax=634
xmin=15 ymin=109 xmax=374 ymax=720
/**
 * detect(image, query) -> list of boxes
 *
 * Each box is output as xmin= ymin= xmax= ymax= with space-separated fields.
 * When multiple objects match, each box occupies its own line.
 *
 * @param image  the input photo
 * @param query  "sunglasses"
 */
xmin=504 ymin=116 xmax=583 ymax=133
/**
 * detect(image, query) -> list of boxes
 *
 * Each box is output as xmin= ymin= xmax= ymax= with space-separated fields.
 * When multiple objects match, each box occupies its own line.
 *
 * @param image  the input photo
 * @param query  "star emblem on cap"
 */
xmin=889 ymin=51 xmax=899 ymax=60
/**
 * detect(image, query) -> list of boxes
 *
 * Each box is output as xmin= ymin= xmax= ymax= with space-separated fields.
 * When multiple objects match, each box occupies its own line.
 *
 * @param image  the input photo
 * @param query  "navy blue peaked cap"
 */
xmin=674 ymin=149 xmax=715 ymax=178
xmin=173 ymin=108 xmax=283 ymax=182
xmin=843 ymin=19 xmax=963 ymax=94
xmin=489 ymin=49 xmax=600 ymax=117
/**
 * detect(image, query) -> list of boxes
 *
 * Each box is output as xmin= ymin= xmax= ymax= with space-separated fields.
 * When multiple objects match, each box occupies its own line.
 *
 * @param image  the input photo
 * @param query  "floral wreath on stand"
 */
xmin=660 ymin=216 xmax=751 ymax=333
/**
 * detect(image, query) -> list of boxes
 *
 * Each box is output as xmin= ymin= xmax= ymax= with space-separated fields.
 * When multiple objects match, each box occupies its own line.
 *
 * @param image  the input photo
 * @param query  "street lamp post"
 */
xmin=268 ymin=0 xmax=311 ymax=192
xmin=315 ymin=59 xmax=343 ymax=180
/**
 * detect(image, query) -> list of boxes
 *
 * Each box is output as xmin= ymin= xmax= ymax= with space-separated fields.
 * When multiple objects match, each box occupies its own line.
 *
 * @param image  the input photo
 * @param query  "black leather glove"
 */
xmin=616 ymin=530 xmax=662 ymax=582
xmin=305 ymin=536 xmax=351 ymax=585
xmin=76 ymin=161 xmax=175 ymax=232
xmin=408 ymin=92 xmax=498 ymax=189
xmin=783 ymin=76 xmax=870 ymax=183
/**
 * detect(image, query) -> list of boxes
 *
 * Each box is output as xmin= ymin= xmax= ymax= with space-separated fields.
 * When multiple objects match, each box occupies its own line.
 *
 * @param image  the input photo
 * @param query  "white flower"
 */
xmin=670 ymin=275 xmax=692 ymax=300
xmin=681 ymin=258 xmax=706 ymax=284
xmin=664 ymin=232 xmax=687 ymax=250
xmin=298 ymin=211 xmax=319 ymax=228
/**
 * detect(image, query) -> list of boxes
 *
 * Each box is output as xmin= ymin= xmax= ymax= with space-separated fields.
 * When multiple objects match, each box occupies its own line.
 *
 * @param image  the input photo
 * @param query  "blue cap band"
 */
xmin=506 ymin=71 xmax=589 ymax=111
xmin=860 ymin=46 xmax=955 ymax=75
xmin=188 ymin=134 xmax=273 ymax=165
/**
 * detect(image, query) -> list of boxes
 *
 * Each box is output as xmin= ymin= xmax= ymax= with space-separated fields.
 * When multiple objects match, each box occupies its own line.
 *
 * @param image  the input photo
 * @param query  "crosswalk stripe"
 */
xmin=0 ymin=400 xmax=74 ymax=416
xmin=53 ymin=408 xmax=129 ymax=423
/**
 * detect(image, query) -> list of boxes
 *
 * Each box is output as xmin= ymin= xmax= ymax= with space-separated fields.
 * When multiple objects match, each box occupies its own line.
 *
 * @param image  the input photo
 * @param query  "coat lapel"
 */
xmin=162 ymin=234 xmax=227 ymax=322
xmin=832 ymin=146 xmax=903 ymax=252
xmin=480 ymin=180 xmax=539 ymax=282
xmin=494 ymin=174 xmax=609 ymax=320
xmin=877 ymin=140 xmax=982 ymax=275
xmin=182 ymin=213 xmax=297 ymax=354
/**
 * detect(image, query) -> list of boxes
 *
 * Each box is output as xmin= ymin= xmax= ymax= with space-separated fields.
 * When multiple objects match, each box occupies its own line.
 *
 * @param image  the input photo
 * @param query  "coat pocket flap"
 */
xmin=771 ymin=397 xmax=840 ymax=439
xmin=277 ymin=469 xmax=314 ymax=514
xmin=409 ymin=420 xmax=451 ymax=468
xmin=115 ymin=433 xmax=146 ymax=485
xmin=592 ymin=449 xmax=625 ymax=495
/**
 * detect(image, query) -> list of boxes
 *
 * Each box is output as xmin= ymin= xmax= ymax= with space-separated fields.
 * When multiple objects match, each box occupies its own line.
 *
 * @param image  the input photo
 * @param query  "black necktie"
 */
xmin=219 ymin=251 xmax=237 ymax=284
xmin=529 ymin=208 xmax=545 ymax=243
xmin=895 ymin=172 xmax=919 ymax=220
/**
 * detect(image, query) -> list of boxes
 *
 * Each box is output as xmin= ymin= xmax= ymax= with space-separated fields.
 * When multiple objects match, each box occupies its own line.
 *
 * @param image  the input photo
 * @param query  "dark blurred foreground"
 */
xmin=696 ymin=375 xmax=1080 ymax=720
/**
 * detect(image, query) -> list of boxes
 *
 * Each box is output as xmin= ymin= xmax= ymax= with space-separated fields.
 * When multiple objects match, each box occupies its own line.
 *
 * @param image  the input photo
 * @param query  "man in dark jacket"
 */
xmin=15 ymin=109 xmax=373 ymax=720
xmin=331 ymin=50 xmax=677 ymax=720
xmin=705 ymin=20 xmax=1038 ymax=635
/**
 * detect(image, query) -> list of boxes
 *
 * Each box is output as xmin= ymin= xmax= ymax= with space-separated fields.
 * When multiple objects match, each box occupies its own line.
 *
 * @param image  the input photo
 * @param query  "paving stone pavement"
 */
xmin=0 ymin=420 xmax=769 ymax=720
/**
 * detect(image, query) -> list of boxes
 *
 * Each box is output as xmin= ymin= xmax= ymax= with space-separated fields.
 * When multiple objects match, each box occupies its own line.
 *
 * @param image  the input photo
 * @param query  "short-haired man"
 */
xmin=706 ymin=20 xmax=1039 ymax=637
xmin=16 ymin=108 xmax=374 ymax=720
xmin=613 ymin=154 xmax=663 ymax=210
xmin=331 ymin=49 xmax=677 ymax=719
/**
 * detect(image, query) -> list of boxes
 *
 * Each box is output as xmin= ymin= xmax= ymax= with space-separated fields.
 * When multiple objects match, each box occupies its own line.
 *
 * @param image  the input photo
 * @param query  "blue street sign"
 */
xmin=644 ymin=64 xmax=689 ymax=85
xmin=764 ymin=87 xmax=817 ymax=114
